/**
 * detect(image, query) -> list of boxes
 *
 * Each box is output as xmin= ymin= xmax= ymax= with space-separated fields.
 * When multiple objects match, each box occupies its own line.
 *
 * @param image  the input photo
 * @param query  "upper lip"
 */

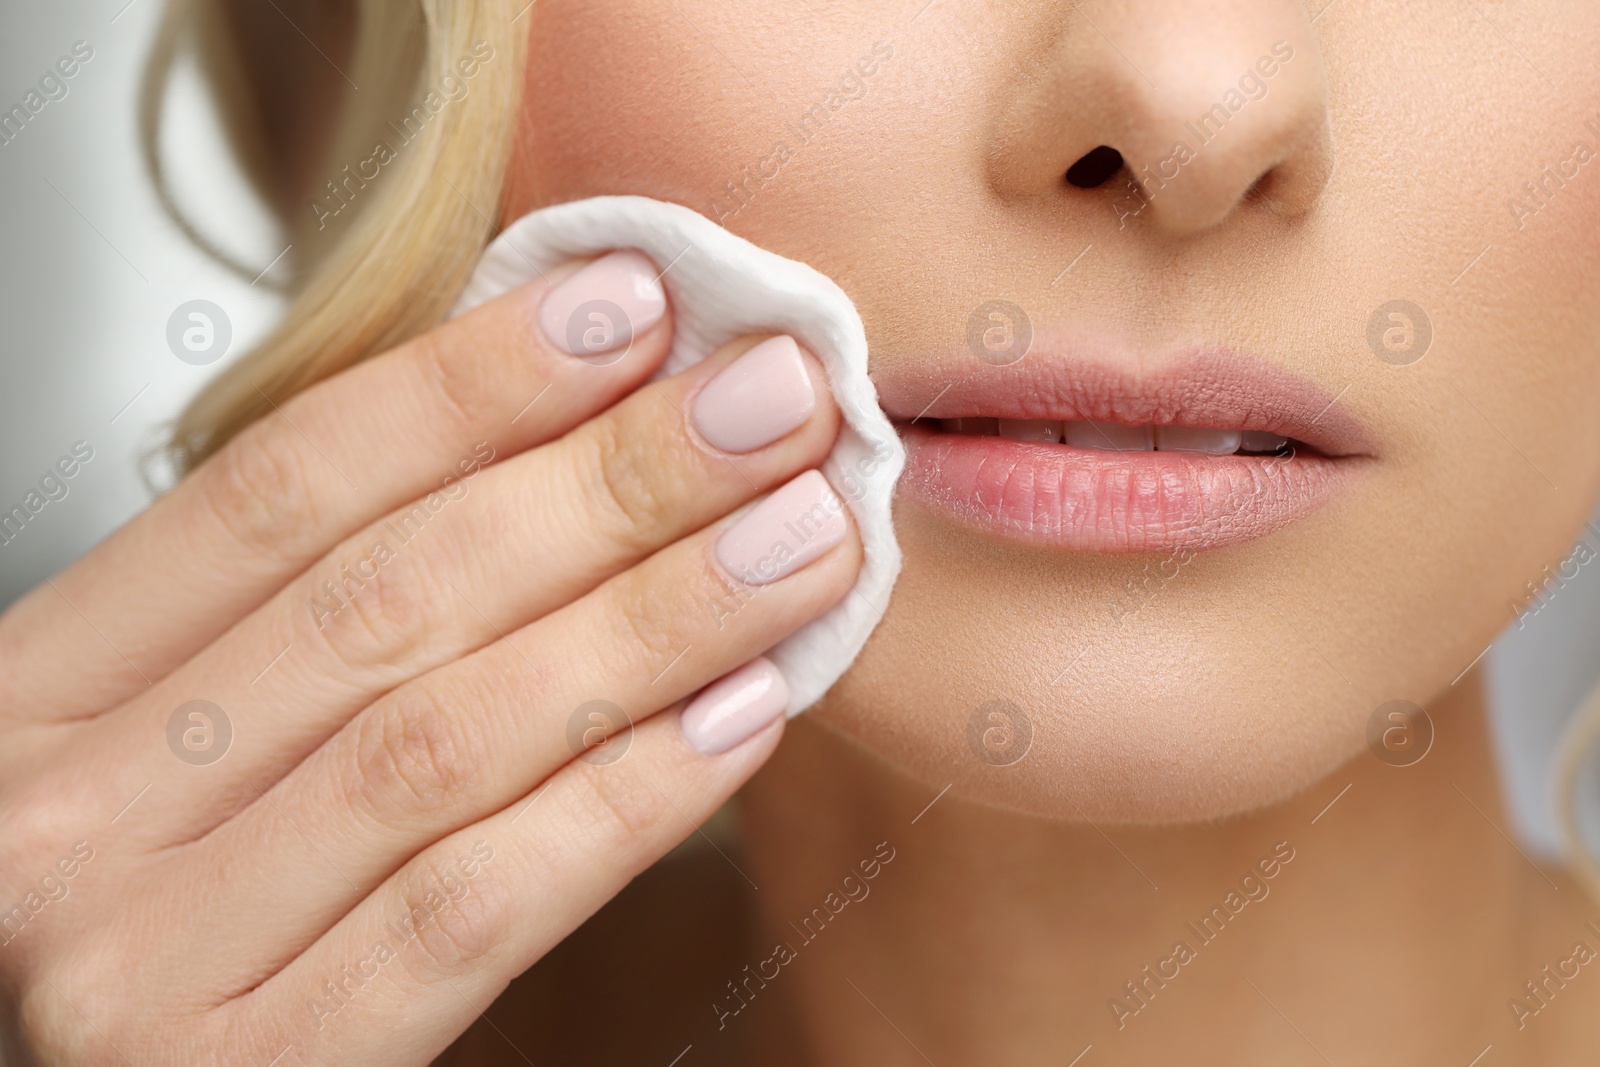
xmin=874 ymin=345 xmax=1373 ymax=459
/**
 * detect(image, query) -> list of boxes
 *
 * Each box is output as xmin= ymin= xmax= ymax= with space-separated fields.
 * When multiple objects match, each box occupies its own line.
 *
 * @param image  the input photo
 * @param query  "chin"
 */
xmin=809 ymin=501 xmax=1379 ymax=826
xmin=815 ymin=658 xmax=1368 ymax=827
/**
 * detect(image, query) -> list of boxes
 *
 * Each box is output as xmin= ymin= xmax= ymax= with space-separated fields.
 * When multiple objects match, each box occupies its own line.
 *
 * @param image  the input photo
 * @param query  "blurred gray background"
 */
xmin=0 ymin=0 xmax=281 ymax=609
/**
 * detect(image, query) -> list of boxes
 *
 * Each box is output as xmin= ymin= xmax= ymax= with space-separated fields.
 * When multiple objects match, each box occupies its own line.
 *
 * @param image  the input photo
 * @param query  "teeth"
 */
xmin=1153 ymin=426 xmax=1242 ymax=454
xmin=1239 ymin=430 xmax=1291 ymax=454
xmin=1063 ymin=421 xmax=1154 ymax=451
xmin=943 ymin=417 xmax=999 ymax=435
xmin=998 ymin=419 xmax=1063 ymax=443
xmin=940 ymin=418 xmax=1292 ymax=456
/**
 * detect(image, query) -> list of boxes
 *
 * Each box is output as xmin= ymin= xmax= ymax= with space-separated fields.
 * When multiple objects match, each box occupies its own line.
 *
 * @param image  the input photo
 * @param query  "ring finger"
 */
xmin=161 ymin=471 xmax=860 ymax=989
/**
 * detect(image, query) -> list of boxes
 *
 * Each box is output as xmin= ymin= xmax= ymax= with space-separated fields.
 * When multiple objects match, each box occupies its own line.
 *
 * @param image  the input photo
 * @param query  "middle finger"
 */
xmin=89 ymin=333 xmax=836 ymax=843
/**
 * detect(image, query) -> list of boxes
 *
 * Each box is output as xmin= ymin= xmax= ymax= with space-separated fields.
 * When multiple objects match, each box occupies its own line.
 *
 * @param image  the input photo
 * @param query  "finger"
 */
xmin=238 ymin=703 xmax=784 ymax=1066
xmin=2 ymin=252 xmax=672 ymax=722
xmin=170 ymin=472 xmax=857 ymax=979
xmin=85 ymin=334 xmax=838 ymax=839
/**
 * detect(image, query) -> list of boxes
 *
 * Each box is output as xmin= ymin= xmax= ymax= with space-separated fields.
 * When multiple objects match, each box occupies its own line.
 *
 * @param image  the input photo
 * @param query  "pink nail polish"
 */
xmin=691 ymin=336 xmax=817 ymax=453
xmin=680 ymin=657 xmax=789 ymax=755
xmin=715 ymin=470 xmax=848 ymax=586
xmin=538 ymin=250 xmax=667 ymax=358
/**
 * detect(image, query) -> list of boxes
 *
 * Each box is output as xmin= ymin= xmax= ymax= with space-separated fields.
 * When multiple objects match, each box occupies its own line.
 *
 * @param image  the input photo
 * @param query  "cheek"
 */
xmin=513 ymin=2 xmax=724 ymax=209
xmin=1336 ymin=10 xmax=1600 ymax=659
xmin=1322 ymin=2 xmax=1600 ymax=477
xmin=510 ymin=0 xmax=902 ymax=223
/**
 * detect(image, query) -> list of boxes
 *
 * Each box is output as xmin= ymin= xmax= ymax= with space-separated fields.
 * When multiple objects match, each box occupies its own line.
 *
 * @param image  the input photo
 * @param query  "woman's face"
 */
xmin=506 ymin=0 xmax=1600 ymax=821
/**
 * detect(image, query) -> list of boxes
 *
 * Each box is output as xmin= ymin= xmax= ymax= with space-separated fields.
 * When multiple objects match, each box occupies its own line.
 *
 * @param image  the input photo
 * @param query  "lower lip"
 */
xmin=896 ymin=425 xmax=1367 ymax=553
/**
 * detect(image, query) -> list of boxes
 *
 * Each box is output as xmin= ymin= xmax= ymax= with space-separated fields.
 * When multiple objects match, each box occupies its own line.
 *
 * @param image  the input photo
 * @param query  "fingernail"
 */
xmin=715 ymin=470 xmax=847 ymax=586
xmin=691 ymin=336 xmax=817 ymax=453
xmin=680 ymin=657 xmax=789 ymax=755
xmin=538 ymin=250 xmax=667 ymax=358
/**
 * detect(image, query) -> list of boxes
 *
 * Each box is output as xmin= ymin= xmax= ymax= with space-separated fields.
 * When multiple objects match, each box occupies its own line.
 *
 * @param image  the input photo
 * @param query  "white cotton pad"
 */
xmin=449 ymin=195 xmax=904 ymax=716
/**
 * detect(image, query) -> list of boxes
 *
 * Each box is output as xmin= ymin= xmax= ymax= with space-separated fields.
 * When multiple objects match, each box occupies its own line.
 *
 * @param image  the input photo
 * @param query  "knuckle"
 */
xmin=20 ymin=972 xmax=227 ymax=1065
xmin=307 ymin=545 xmax=437 ymax=674
xmin=0 ymin=794 xmax=59 ymax=867
xmin=574 ymin=756 xmax=671 ymax=841
xmin=580 ymin=418 xmax=675 ymax=553
xmin=195 ymin=417 xmax=324 ymax=561
xmin=393 ymin=856 xmax=511 ymax=981
xmin=609 ymin=567 xmax=692 ymax=672
xmin=18 ymin=966 xmax=132 ymax=1067
xmin=16 ymin=980 xmax=81 ymax=1064
xmin=0 ymin=786 xmax=89 ymax=882
xmin=414 ymin=330 xmax=501 ymax=433
xmin=347 ymin=685 xmax=478 ymax=824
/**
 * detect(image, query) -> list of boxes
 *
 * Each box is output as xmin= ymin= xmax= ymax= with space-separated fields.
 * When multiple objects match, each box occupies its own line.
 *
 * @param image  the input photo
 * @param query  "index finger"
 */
xmin=1 ymin=251 xmax=673 ymax=721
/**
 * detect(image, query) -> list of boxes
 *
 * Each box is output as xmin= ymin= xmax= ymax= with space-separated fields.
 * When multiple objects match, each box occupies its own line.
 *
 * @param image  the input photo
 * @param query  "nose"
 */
xmin=988 ymin=1 xmax=1334 ymax=237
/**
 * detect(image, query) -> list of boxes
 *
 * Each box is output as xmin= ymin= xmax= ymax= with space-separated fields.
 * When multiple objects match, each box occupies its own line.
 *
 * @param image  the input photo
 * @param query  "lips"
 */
xmin=878 ymin=348 xmax=1373 ymax=553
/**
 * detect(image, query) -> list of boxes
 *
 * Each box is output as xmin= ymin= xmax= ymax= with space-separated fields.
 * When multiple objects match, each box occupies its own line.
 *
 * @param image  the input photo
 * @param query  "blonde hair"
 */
xmin=145 ymin=0 xmax=527 ymax=472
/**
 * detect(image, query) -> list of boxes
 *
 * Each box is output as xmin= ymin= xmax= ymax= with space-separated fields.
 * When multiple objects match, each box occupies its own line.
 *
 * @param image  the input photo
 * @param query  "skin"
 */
xmin=5 ymin=1 xmax=1599 ymax=1065
xmin=0 ymin=270 xmax=862 ymax=1063
xmin=511 ymin=0 xmax=1600 ymax=822
xmin=496 ymin=0 xmax=1600 ymax=1062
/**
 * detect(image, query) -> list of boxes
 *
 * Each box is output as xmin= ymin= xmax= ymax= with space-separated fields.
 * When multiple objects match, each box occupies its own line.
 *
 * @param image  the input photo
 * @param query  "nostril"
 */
xmin=1065 ymin=145 xmax=1124 ymax=188
xmin=1243 ymin=167 xmax=1278 ymax=205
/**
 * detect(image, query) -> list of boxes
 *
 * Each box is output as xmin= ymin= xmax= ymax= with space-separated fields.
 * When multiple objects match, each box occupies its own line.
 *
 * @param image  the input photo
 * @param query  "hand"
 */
xmin=0 ymin=250 xmax=860 ymax=1064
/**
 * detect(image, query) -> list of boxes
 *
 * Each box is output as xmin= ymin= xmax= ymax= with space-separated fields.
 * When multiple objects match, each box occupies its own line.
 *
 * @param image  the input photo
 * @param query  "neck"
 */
xmin=735 ymin=671 xmax=1598 ymax=1065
